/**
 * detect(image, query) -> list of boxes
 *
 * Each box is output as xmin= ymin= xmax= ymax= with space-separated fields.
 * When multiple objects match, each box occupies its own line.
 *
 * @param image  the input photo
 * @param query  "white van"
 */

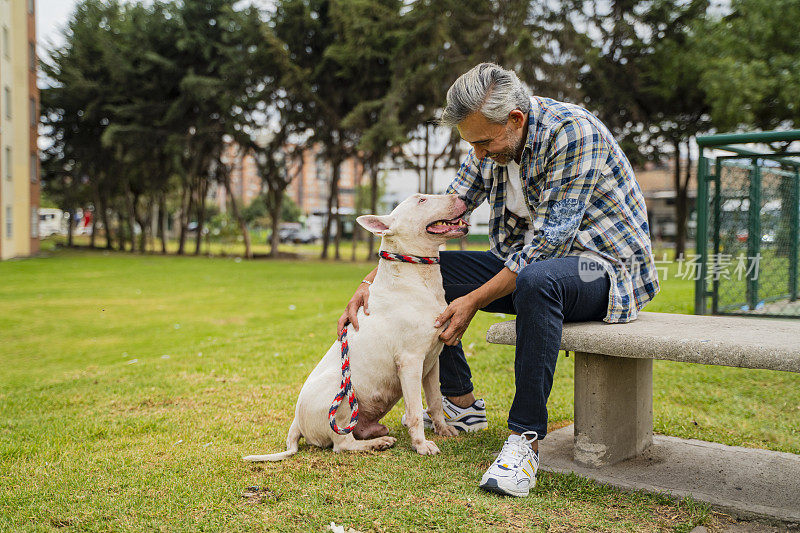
xmin=39 ymin=208 xmax=67 ymax=237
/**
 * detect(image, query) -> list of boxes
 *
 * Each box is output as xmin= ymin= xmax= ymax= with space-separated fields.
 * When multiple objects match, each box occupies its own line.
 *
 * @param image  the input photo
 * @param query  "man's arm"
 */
xmin=338 ymin=266 xmax=377 ymax=333
xmin=436 ymin=267 xmax=517 ymax=345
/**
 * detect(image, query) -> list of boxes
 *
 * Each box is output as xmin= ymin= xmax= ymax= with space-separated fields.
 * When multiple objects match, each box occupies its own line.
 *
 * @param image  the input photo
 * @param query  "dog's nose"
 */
xmin=455 ymin=195 xmax=468 ymax=212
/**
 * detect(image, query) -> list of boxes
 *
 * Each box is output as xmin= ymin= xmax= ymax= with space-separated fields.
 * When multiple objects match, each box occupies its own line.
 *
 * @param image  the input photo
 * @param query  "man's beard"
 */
xmin=487 ymin=129 xmax=525 ymax=166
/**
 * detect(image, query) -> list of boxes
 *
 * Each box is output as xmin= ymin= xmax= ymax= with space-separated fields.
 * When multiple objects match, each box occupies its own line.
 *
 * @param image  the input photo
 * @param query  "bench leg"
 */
xmin=573 ymin=352 xmax=653 ymax=467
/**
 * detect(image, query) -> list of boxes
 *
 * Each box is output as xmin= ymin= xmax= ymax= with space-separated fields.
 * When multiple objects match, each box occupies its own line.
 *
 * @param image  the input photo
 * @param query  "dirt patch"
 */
xmin=240 ymin=485 xmax=280 ymax=505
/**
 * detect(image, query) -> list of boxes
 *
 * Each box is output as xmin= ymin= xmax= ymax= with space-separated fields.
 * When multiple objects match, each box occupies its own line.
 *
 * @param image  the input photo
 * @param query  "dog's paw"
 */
xmin=372 ymin=436 xmax=396 ymax=451
xmin=412 ymin=439 xmax=441 ymax=456
xmin=434 ymin=422 xmax=459 ymax=437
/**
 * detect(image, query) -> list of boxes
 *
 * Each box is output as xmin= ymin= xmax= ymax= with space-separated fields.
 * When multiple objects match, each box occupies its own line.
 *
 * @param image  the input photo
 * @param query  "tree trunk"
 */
xmin=673 ymin=140 xmax=685 ymax=258
xmin=334 ymin=192 xmax=342 ymax=260
xmin=268 ymin=189 xmax=282 ymax=258
xmin=89 ymin=206 xmax=97 ymax=249
xmin=368 ymin=158 xmax=378 ymax=260
xmin=99 ymin=192 xmax=113 ymax=250
xmin=125 ymin=187 xmax=138 ymax=253
xmin=194 ymin=179 xmax=207 ymax=256
xmin=321 ymin=155 xmax=342 ymax=259
xmin=158 ymin=193 xmax=167 ymax=254
xmin=116 ymin=210 xmax=126 ymax=251
xmin=223 ymin=172 xmax=252 ymax=259
xmin=67 ymin=209 xmax=74 ymax=247
xmin=424 ymin=124 xmax=431 ymax=194
xmin=177 ymin=181 xmax=192 ymax=255
xmin=351 ymin=209 xmax=359 ymax=262
xmin=134 ymin=196 xmax=150 ymax=254
xmin=679 ymin=137 xmax=694 ymax=257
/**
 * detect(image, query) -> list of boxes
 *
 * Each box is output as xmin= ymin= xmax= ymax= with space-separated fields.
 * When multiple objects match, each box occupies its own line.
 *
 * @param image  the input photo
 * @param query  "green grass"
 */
xmin=1 ymin=249 xmax=797 ymax=531
xmin=42 ymin=232 xmax=491 ymax=261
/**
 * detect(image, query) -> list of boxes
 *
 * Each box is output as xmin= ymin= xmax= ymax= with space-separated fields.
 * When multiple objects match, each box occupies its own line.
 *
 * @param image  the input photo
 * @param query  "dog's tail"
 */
xmin=243 ymin=418 xmax=301 ymax=462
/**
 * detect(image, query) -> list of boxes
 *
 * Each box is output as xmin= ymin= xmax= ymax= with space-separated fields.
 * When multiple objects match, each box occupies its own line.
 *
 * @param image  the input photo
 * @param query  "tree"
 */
xmin=272 ymin=0 xmax=361 ymax=260
xmin=350 ymin=0 xmax=554 ymax=256
xmin=552 ymin=0 xmax=712 ymax=256
xmin=639 ymin=0 xmax=711 ymax=257
xmin=40 ymin=0 xmax=125 ymax=250
xmin=246 ymin=133 xmax=305 ymax=258
xmin=697 ymin=0 xmax=800 ymax=132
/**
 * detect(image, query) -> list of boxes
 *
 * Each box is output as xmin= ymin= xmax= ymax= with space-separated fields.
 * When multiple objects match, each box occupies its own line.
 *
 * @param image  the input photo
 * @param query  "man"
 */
xmin=339 ymin=63 xmax=660 ymax=497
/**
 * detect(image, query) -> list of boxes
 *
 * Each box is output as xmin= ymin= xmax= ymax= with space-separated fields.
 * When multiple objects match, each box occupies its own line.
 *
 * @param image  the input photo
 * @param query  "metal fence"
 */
xmin=695 ymin=130 xmax=800 ymax=318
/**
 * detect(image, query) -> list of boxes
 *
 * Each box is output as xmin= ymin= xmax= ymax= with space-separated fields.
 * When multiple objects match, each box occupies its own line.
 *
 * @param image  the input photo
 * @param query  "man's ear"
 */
xmin=508 ymin=109 xmax=526 ymax=128
xmin=356 ymin=214 xmax=394 ymax=236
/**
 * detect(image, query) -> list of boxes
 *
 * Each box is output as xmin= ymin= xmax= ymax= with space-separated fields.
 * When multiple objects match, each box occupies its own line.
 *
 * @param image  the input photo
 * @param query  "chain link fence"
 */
xmin=695 ymin=131 xmax=800 ymax=318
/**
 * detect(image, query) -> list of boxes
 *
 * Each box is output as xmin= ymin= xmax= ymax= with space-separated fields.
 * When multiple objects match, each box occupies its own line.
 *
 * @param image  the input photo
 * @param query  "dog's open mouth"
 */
xmin=426 ymin=215 xmax=470 ymax=235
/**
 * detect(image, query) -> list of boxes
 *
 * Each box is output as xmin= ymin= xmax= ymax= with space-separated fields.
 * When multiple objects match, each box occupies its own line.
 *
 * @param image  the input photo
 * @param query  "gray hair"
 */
xmin=440 ymin=63 xmax=531 ymax=127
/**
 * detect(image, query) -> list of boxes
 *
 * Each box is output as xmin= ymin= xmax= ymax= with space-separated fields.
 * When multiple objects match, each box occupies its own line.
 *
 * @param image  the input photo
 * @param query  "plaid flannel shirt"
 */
xmin=446 ymin=96 xmax=660 ymax=323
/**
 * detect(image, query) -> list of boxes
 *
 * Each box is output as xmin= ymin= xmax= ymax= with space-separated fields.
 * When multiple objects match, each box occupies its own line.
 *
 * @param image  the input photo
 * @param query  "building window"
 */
xmin=30 ymin=98 xmax=36 ymax=127
xmin=29 ymin=42 xmax=36 ymax=71
xmin=30 ymin=153 xmax=37 ymax=183
xmin=31 ymin=206 xmax=38 ymax=238
xmin=2 ymin=27 xmax=8 ymax=59
xmin=28 ymin=0 xmax=35 ymax=14
xmin=4 ymin=87 xmax=10 ymax=120
xmin=315 ymin=155 xmax=329 ymax=182
xmin=4 ymin=146 xmax=10 ymax=180
xmin=5 ymin=206 xmax=12 ymax=239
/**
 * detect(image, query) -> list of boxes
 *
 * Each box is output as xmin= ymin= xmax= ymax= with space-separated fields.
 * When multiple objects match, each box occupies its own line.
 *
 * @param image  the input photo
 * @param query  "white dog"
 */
xmin=244 ymin=193 xmax=469 ymax=460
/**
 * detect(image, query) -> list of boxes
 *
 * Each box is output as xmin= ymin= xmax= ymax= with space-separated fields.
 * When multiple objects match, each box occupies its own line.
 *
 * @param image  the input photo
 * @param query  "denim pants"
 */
xmin=438 ymin=251 xmax=611 ymax=438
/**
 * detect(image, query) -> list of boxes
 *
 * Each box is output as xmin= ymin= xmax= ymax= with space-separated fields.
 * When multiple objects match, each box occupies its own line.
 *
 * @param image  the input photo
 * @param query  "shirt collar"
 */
xmin=521 ymin=96 xmax=540 ymax=161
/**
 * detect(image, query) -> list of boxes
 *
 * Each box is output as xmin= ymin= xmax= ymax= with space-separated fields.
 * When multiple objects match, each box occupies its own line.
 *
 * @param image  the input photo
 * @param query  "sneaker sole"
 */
xmin=423 ymin=418 xmax=488 ymax=432
xmin=479 ymin=477 xmax=530 ymax=497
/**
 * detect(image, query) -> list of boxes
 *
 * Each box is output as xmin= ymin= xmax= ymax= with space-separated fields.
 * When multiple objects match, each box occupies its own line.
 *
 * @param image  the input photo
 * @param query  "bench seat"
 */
xmin=487 ymin=311 xmax=800 ymax=373
xmin=486 ymin=310 xmax=800 ymax=468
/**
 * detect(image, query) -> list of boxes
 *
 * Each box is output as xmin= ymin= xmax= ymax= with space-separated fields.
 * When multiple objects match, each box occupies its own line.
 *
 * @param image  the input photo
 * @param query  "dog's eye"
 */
xmin=418 ymin=198 xmax=426 ymax=204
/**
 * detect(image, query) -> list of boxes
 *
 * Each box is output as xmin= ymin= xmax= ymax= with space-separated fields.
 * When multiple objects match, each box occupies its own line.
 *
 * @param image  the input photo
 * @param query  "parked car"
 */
xmin=289 ymin=229 xmax=320 ymax=244
xmin=273 ymin=223 xmax=320 ymax=245
xmin=278 ymin=227 xmax=300 ymax=243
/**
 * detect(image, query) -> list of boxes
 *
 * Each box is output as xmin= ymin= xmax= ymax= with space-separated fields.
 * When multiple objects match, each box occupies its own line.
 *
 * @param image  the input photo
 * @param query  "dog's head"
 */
xmin=357 ymin=194 xmax=469 ymax=254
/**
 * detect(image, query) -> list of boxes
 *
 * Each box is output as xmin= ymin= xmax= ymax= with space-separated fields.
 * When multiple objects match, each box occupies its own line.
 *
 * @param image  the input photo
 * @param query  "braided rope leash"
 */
xmin=378 ymin=250 xmax=440 ymax=264
xmin=328 ymin=326 xmax=360 ymax=434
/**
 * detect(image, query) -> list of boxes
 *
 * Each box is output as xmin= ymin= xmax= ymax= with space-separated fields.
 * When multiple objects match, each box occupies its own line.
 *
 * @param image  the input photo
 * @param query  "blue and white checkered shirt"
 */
xmin=446 ymin=96 xmax=660 ymax=323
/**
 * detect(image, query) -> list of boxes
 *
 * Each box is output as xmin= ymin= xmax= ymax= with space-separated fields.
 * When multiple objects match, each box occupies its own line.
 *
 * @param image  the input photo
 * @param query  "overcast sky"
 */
xmin=37 ymin=0 xmax=78 ymax=53
xmin=36 ymin=0 xmax=274 ymax=56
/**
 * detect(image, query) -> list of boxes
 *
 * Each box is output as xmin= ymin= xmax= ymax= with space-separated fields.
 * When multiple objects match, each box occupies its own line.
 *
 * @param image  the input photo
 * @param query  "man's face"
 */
xmin=457 ymin=110 xmax=526 ymax=166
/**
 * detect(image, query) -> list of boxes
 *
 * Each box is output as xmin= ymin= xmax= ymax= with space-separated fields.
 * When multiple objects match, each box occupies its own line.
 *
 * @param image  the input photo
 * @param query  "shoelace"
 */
xmin=496 ymin=431 xmax=539 ymax=468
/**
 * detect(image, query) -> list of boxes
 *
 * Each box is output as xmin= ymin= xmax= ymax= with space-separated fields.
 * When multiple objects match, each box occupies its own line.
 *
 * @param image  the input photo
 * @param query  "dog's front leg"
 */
xmin=397 ymin=355 xmax=440 ymax=455
xmin=423 ymin=359 xmax=459 ymax=437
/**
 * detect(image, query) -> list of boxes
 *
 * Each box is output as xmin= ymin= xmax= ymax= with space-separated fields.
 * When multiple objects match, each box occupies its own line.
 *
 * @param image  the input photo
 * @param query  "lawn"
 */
xmin=1 ymin=249 xmax=797 ymax=531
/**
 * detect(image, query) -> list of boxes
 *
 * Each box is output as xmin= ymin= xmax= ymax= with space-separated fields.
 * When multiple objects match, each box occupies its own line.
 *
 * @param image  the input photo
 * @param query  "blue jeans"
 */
xmin=438 ymin=251 xmax=611 ymax=438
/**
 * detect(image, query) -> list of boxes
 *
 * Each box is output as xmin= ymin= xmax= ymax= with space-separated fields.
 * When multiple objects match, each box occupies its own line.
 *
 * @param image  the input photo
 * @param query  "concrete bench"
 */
xmin=487 ymin=311 xmax=800 ymax=522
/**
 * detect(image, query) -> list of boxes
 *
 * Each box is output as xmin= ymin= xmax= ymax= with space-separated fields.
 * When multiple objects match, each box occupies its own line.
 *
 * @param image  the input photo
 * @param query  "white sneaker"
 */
xmin=479 ymin=431 xmax=539 ymax=497
xmin=401 ymin=397 xmax=488 ymax=432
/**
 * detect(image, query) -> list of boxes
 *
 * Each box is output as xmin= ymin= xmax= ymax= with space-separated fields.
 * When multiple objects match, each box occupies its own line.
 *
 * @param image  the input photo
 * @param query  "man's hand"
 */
xmin=435 ymin=295 xmax=479 ymax=346
xmin=338 ymin=283 xmax=371 ymax=335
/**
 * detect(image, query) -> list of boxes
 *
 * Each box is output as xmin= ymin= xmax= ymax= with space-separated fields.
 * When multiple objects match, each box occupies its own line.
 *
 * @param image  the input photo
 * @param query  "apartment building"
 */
xmin=286 ymin=146 xmax=364 ymax=217
xmin=213 ymin=140 xmax=365 ymax=220
xmin=0 ymin=0 xmax=39 ymax=259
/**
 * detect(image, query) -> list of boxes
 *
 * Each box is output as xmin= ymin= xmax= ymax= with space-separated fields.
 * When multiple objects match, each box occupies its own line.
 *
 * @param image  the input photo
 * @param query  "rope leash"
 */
xmin=328 ymin=326 xmax=359 ymax=434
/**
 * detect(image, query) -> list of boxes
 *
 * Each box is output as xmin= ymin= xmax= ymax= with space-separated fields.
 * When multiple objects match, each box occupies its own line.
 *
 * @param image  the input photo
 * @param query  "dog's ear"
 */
xmin=356 ymin=214 xmax=394 ymax=236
